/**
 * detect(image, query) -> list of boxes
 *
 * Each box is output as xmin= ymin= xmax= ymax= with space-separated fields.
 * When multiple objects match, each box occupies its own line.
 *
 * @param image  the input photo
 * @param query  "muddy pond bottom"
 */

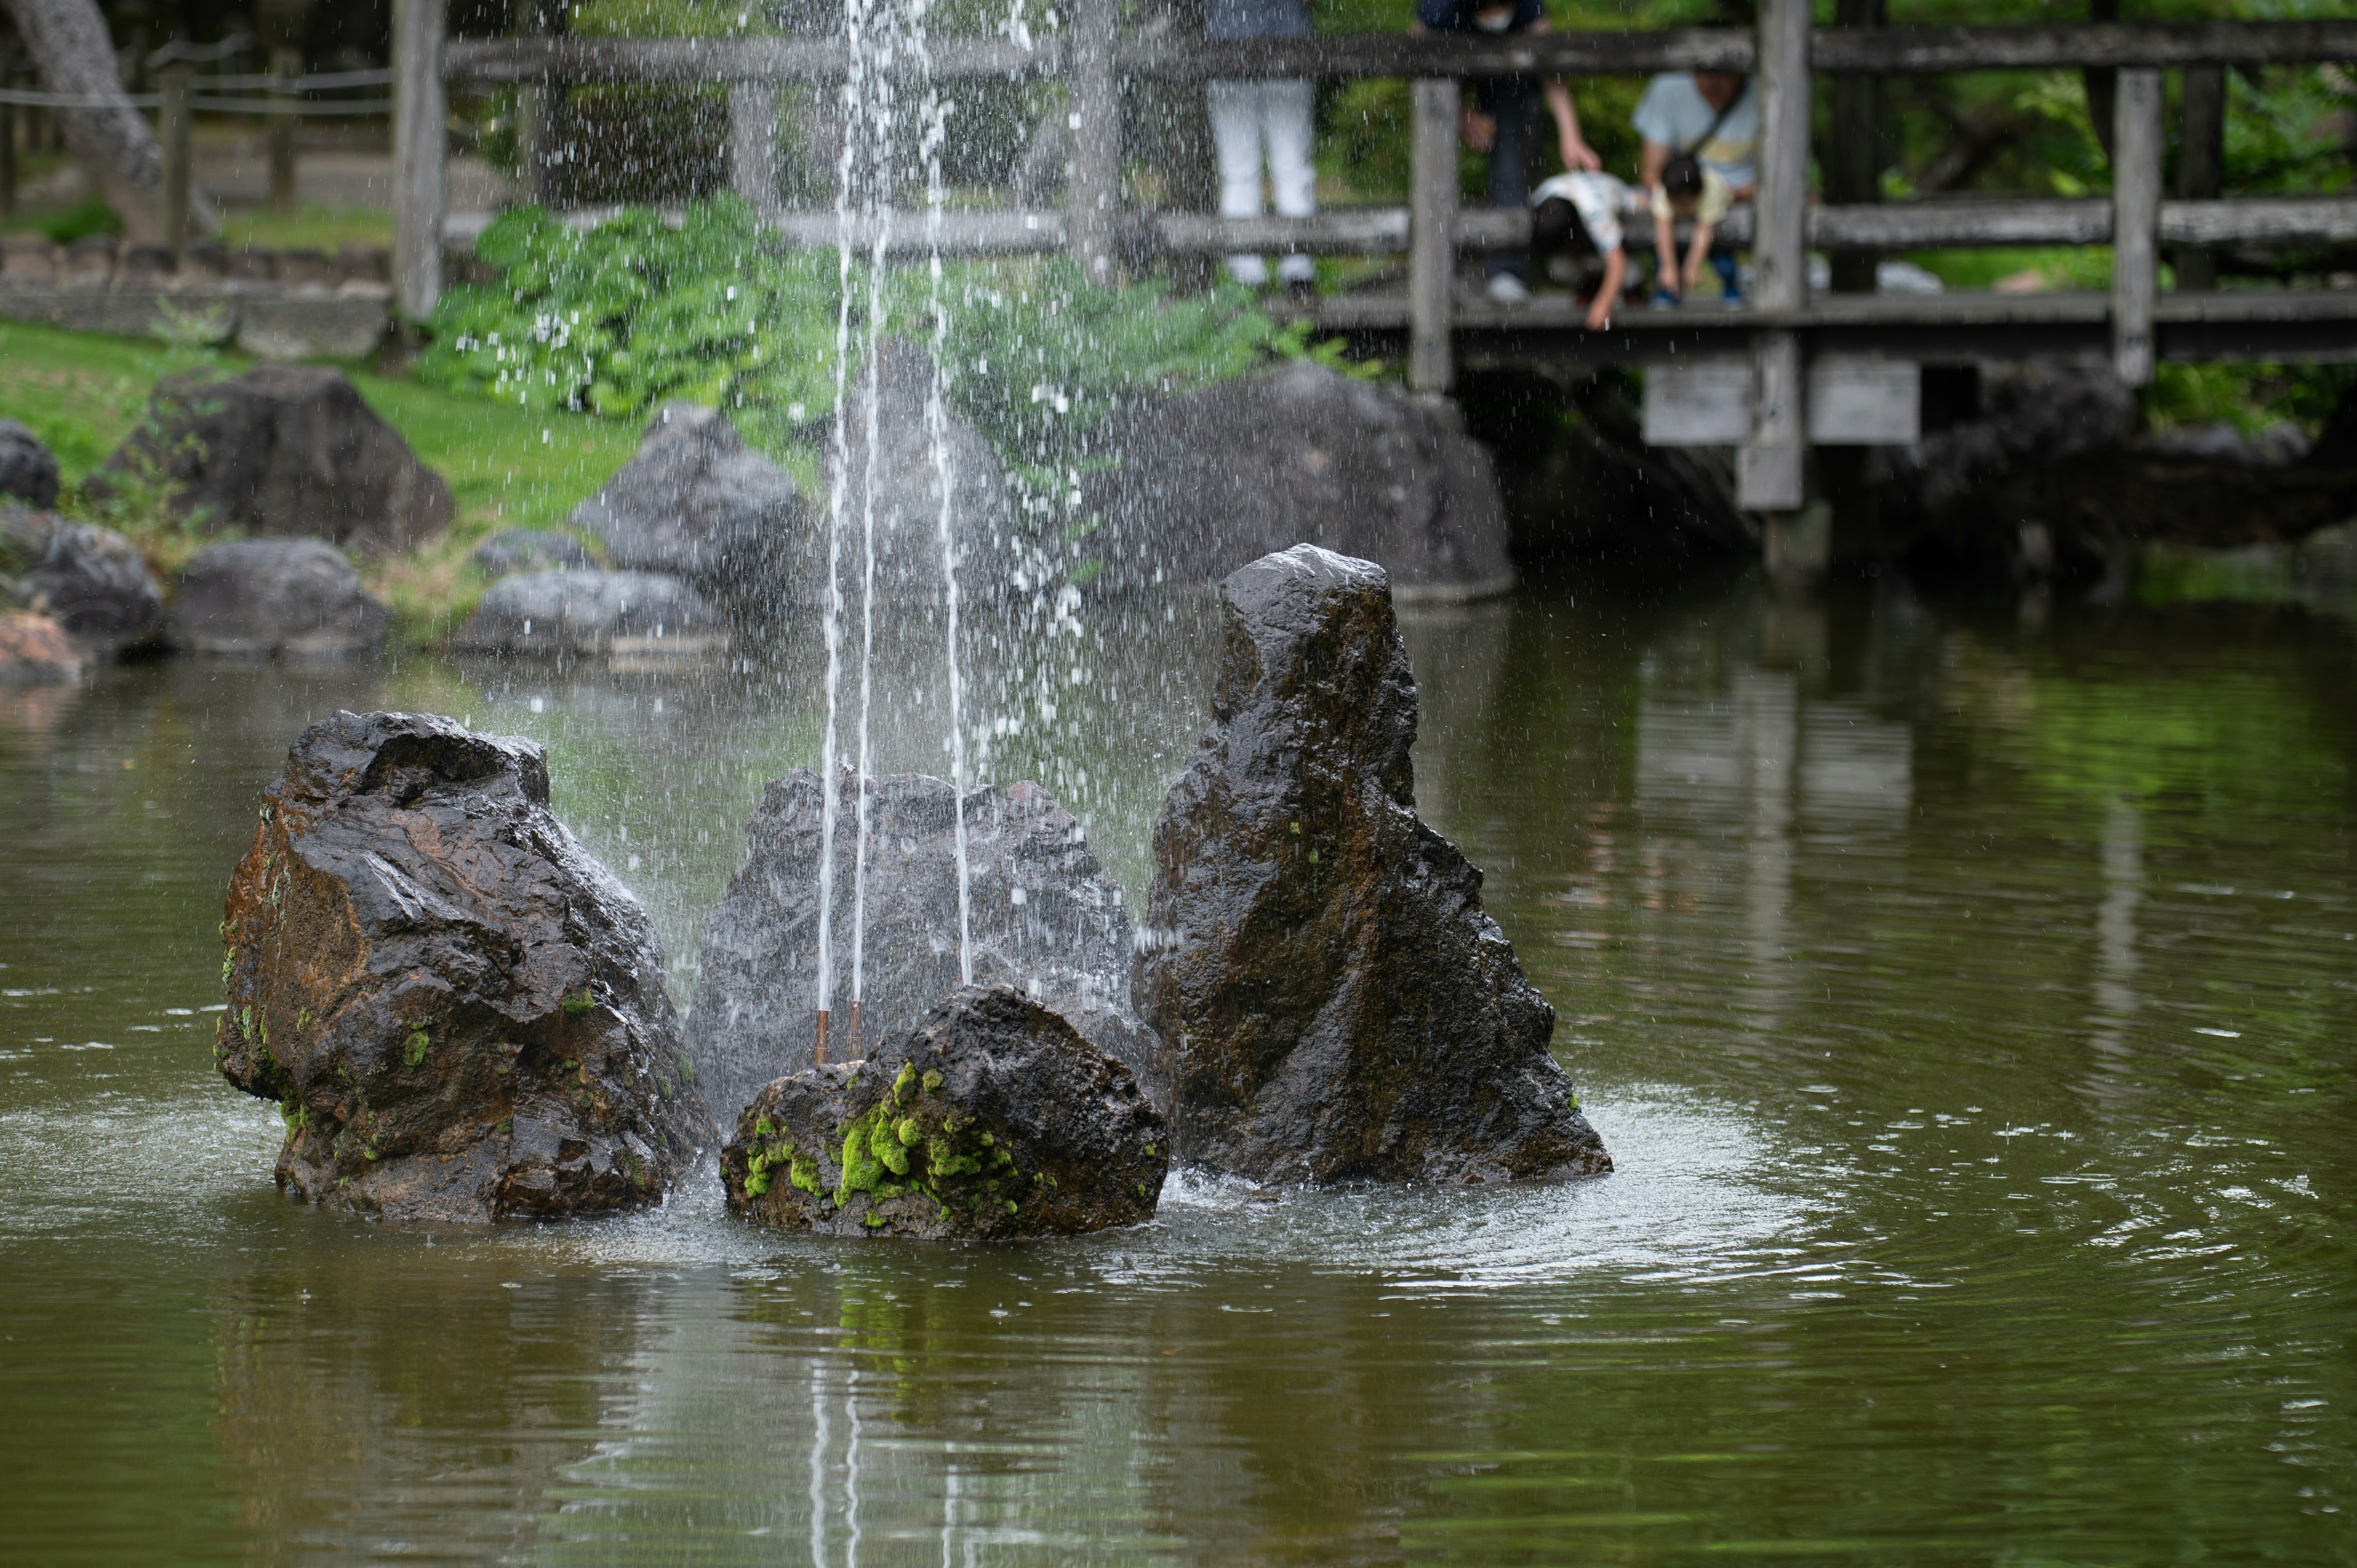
xmin=2 ymin=582 xmax=2351 ymax=1565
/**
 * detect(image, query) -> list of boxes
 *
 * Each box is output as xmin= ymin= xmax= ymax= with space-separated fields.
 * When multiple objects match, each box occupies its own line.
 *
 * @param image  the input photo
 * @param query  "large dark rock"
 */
xmin=830 ymin=338 xmax=1020 ymax=603
xmin=687 ymin=768 xmax=1151 ymax=1127
xmin=451 ymin=568 xmax=727 ymax=658
xmin=0 ymin=507 xmax=165 ymax=653
xmin=216 ymin=710 xmax=715 ymax=1222
xmin=1081 ymin=360 xmax=1517 ymax=600
xmin=571 ymin=403 xmax=802 ymax=617
xmin=166 ymin=538 xmax=389 ymax=657
xmin=85 ymin=366 xmax=452 ymax=555
xmin=1137 ymin=544 xmax=1609 ymax=1185
xmin=0 ymin=420 xmax=60 ymax=509
xmin=721 ymin=984 xmax=1166 ymax=1238
xmin=0 ymin=611 xmax=83 ymax=686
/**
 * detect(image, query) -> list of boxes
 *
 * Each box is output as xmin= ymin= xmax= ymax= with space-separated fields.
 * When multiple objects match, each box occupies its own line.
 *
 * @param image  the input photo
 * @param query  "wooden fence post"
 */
xmin=730 ymin=84 xmax=780 ymax=220
xmin=2111 ymin=66 xmax=2161 ymax=385
xmin=1 ymin=54 xmax=16 ymax=226
xmin=269 ymin=47 xmax=301 ymax=212
xmin=2175 ymin=65 xmax=2224 ymax=290
xmin=1067 ymin=0 xmax=1120 ymax=284
xmin=158 ymin=63 xmax=192 ymax=256
xmin=1409 ymin=77 xmax=1458 ymax=395
xmin=393 ymin=0 xmax=448 ymax=323
xmin=1739 ymin=0 xmax=1808 ymax=514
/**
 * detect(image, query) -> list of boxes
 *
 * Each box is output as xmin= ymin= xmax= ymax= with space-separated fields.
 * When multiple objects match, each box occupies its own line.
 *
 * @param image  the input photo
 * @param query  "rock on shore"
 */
xmin=86 ymin=365 xmax=452 ymax=554
xmin=1082 ymin=360 xmax=1517 ymax=599
xmin=452 ymin=568 xmax=727 ymax=658
xmin=570 ymin=403 xmax=802 ymax=618
xmin=1 ymin=507 xmax=165 ymax=654
xmin=215 ymin=710 xmax=714 ymax=1222
xmin=1137 ymin=544 xmax=1609 ymax=1185
xmin=722 ymin=984 xmax=1166 ymax=1238
xmin=0 ymin=420 xmax=60 ymax=510
xmin=166 ymin=538 xmax=388 ymax=657
xmin=0 ymin=610 xmax=83 ymax=684
xmin=686 ymin=768 xmax=1152 ymax=1126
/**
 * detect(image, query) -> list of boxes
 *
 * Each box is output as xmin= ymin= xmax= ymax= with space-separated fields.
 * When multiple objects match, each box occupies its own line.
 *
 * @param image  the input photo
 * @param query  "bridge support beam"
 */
xmin=1409 ymin=77 xmax=1460 ymax=393
xmin=1739 ymin=0 xmax=1810 ymax=513
xmin=393 ymin=0 xmax=447 ymax=323
xmin=2111 ymin=66 xmax=2162 ymax=385
xmin=1067 ymin=0 xmax=1120 ymax=285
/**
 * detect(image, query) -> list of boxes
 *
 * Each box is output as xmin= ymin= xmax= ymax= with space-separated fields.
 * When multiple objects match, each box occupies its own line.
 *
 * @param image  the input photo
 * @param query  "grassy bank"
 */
xmin=0 ymin=320 xmax=642 ymax=644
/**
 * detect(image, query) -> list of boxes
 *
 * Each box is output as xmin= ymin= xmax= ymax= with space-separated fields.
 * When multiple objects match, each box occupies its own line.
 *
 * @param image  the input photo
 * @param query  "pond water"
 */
xmin=2 ymin=580 xmax=2351 ymax=1565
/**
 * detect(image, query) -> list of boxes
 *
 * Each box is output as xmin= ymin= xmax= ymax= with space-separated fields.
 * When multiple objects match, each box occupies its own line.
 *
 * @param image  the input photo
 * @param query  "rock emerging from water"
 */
xmin=686 ymin=768 xmax=1152 ymax=1126
xmin=166 ymin=538 xmax=388 ymax=657
xmin=0 ymin=420 xmax=60 ymax=510
xmin=1 ymin=507 xmax=165 ymax=654
xmin=1137 ymin=544 xmax=1609 ymax=1185
xmin=87 ymin=366 xmax=452 ymax=554
xmin=215 ymin=710 xmax=714 ymax=1222
xmin=473 ymin=528 xmax=591 ymax=576
xmin=1082 ymin=360 xmax=1517 ymax=600
xmin=722 ymin=984 xmax=1166 ymax=1238
xmin=452 ymin=568 xmax=727 ymax=658
xmin=570 ymin=403 xmax=802 ymax=618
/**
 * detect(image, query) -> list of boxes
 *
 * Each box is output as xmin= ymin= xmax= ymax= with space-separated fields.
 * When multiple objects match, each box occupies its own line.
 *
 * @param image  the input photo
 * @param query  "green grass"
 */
xmin=220 ymin=206 xmax=396 ymax=255
xmin=0 ymin=320 xmax=638 ymax=644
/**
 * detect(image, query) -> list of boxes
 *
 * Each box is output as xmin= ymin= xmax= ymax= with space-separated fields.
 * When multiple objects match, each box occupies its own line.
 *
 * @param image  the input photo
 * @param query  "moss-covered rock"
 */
xmin=722 ymin=984 xmax=1166 ymax=1239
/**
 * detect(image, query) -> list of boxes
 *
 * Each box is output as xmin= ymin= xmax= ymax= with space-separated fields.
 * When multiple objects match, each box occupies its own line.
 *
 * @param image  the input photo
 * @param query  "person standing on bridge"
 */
xmin=1633 ymin=68 xmax=1756 ymax=305
xmin=1206 ymin=0 xmax=1320 ymax=296
xmin=1411 ymin=0 xmax=1598 ymax=304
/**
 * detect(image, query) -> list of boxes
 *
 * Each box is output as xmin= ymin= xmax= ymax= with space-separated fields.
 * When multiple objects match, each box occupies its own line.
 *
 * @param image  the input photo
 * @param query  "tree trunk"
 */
xmin=1 ymin=0 xmax=164 ymax=242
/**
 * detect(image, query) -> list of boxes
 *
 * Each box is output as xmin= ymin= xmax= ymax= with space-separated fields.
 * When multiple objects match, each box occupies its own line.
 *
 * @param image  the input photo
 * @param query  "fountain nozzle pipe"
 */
xmin=813 ymin=1008 xmax=830 ymax=1066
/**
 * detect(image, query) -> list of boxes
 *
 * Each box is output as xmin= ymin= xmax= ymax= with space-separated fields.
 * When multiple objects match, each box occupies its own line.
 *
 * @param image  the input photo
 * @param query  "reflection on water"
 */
xmin=2 ymin=582 xmax=2353 ymax=1564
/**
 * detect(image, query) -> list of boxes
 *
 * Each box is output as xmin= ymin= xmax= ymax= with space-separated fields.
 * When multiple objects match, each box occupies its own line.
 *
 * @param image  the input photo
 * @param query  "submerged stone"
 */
xmin=722 ymin=984 xmax=1166 ymax=1238
xmin=685 ymin=767 xmax=1153 ymax=1127
xmin=215 ymin=710 xmax=714 ymax=1222
xmin=1137 ymin=544 xmax=1609 ymax=1185
xmin=452 ymin=568 xmax=727 ymax=658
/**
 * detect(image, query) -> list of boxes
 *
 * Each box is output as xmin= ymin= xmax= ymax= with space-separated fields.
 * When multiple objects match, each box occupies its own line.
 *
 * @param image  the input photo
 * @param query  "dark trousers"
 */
xmin=1474 ymin=77 xmax=1537 ymax=279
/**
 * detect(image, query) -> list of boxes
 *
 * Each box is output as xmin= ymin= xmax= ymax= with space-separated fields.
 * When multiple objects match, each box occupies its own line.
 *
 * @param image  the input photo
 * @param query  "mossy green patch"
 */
xmin=403 ymin=1024 xmax=431 ymax=1070
xmin=921 ymin=1069 xmax=943 ymax=1093
xmin=561 ymin=988 xmax=595 ymax=1015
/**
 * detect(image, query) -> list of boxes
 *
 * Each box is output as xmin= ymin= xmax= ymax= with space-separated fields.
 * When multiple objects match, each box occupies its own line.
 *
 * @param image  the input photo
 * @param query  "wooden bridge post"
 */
xmin=1738 ymin=0 xmax=1809 ymax=515
xmin=158 ymin=63 xmax=193 ymax=256
xmin=2111 ymin=66 xmax=2162 ymax=386
xmin=730 ymin=84 xmax=780 ymax=219
xmin=393 ymin=0 xmax=448 ymax=322
xmin=1409 ymin=77 xmax=1460 ymax=394
xmin=1068 ymin=0 xmax=1121 ymax=285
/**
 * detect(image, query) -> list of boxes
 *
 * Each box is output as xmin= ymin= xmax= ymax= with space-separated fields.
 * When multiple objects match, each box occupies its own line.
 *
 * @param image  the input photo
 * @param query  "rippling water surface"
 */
xmin=2 ymin=583 xmax=2351 ymax=1564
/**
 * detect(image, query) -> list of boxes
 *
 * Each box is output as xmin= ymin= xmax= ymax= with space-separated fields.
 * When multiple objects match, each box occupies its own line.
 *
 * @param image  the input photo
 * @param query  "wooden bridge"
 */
xmin=391 ymin=2 xmax=2357 ymax=511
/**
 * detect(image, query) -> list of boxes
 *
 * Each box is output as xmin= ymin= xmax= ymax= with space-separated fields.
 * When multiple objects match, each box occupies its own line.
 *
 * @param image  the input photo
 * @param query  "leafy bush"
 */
xmin=419 ymin=195 xmax=1347 ymax=460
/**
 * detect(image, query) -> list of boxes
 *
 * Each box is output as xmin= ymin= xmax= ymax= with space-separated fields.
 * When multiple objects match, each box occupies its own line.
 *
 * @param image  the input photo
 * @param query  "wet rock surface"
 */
xmin=831 ymin=338 xmax=1020 ymax=603
xmin=452 ymin=568 xmax=727 ymax=658
xmin=571 ymin=403 xmax=802 ymax=617
xmin=0 ymin=611 xmax=83 ymax=684
xmin=1 ymin=508 xmax=165 ymax=653
xmin=687 ymin=768 xmax=1151 ymax=1127
xmin=166 ymin=538 xmax=388 ymax=657
xmin=216 ymin=710 xmax=714 ymax=1222
xmin=473 ymin=528 xmax=592 ymax=576
xmin=85 ymin=365 xmax=452 ymax=555
xmin=0 ymin=420 xmax=60 ymax=509
xmin=1083 ymin=360 xmax=1517 ymax=599
xmin=722 ymin=984 xmax=1166 ymax=1238
xmin=1137 ymin=544 xmax=1609 ymax=1185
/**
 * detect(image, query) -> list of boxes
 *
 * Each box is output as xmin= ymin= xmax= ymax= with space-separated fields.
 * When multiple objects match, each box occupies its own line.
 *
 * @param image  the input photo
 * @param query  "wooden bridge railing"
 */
xmin=392 ymin=0 xmax=2357 ymax=510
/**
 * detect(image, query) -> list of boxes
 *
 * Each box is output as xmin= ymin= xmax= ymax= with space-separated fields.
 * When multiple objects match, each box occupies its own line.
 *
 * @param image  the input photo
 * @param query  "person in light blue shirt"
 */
xmin=1632 ymin=70 xmax=1755 ymax=304
xmin=1206 ymin=0 xmax=1318 ymax=293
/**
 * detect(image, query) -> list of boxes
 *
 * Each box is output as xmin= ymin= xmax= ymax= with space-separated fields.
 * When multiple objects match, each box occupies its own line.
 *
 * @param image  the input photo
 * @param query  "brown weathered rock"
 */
xmin=722 ymin=984 xmax=1166 ymax=1238
xmin=87 ymin=365 xmax=452 ymax=554
xmin=0 ymin=611 xmax=84 ymax=686
xmin=215 ymin=710 xmax=715 ymax=1222
xmin=1137 ymin=544 xmax=1609 ymax=1185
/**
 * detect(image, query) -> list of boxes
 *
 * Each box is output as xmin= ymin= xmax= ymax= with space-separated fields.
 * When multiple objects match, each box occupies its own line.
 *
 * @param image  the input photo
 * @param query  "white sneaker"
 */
xmin=1485 ymin=273 xmax=1531 ymax=303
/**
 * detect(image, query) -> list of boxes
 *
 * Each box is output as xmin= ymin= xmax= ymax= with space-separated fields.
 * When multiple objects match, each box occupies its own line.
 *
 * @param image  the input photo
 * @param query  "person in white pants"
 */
xmin=1205 ymin=0 xmax=1318 ymax=292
